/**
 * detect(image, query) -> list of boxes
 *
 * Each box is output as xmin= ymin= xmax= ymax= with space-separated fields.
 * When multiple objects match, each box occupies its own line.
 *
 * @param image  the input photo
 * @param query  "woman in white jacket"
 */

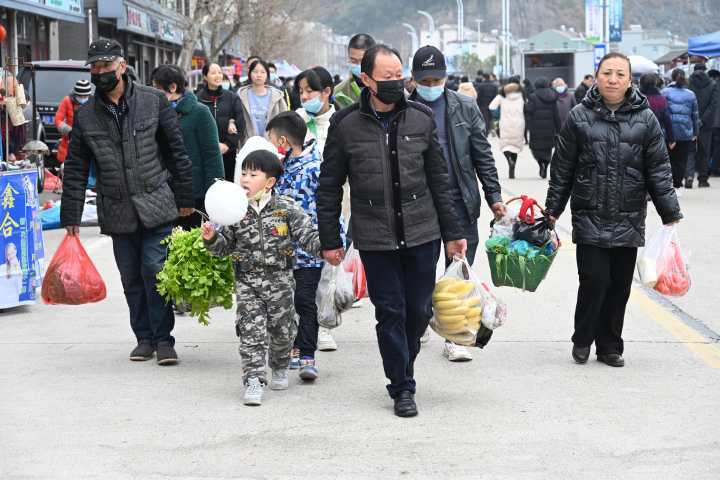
xmin=489 ymin=82 xmax=526 ymax=178
xmin=294 ymin=67 xmax=337 ymax=155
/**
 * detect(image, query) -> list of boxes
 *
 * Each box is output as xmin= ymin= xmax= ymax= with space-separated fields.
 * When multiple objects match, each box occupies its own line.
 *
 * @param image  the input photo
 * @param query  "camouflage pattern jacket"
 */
xmin=204 ymin=193 xmax=321 ymax=275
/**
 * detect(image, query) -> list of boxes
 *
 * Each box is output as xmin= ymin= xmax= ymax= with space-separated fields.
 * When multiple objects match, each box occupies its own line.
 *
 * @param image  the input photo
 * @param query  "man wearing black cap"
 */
xmin=317 ymin=44 xmax=467 ymax=417
xmin=61 ymin=39 xmax=194 ymax=365
xmin=409 ymin=45 xmax=505 ymax=362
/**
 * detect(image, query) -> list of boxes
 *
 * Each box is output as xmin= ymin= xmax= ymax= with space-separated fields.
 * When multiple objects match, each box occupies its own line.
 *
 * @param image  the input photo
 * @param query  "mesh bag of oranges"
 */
xmin=429 ymin=257 xmax=486 ymax=346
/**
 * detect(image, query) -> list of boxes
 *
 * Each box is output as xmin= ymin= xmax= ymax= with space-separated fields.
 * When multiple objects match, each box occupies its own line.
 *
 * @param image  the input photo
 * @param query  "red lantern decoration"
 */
xmin=0 ymin=25 xmax=6 ymax=43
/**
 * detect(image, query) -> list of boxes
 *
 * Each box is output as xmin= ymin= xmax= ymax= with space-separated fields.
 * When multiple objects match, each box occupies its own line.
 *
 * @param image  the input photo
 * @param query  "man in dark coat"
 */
xmin=688 ymin=64 xmax=716 ymax=187
xmin=317 ymin=44 xmax=466 ymax=418
xmin=525 ymin=77 xmax=560 ymax=179
xmin=475 ymin=73 xmax=500 ymax=135
xmin=574 ymin=74 xmax=595 ymax=103
xmin=61 ymin=39 xmax=194 ymax=365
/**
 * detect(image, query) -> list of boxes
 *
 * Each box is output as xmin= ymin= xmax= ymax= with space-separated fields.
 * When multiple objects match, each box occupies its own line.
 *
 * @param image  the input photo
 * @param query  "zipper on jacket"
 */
xmin=258 ymin=212 xmax=266 ymax=267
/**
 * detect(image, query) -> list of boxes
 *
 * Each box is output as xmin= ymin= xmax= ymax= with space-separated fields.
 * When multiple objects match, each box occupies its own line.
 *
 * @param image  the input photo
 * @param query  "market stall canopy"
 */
xmin=654 ymin=49 xmax=688 ymax=66
xmin=273 ymin=60 xmax=301 ymax=77
xmin=688 ymin=31 xmax=720 ymax=58
xmin=628 ymin=55 xmax=659 ymax=75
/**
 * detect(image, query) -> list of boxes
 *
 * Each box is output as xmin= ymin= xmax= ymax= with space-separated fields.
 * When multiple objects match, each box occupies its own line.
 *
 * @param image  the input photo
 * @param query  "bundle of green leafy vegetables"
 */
xmin=156 ymin=227 xmax=235 ymax=325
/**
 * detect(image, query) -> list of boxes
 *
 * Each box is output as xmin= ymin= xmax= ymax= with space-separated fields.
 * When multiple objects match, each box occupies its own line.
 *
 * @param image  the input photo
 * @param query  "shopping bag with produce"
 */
xmin=637 ymin=225 xmax=691 ymax=296
xmin=41 ymin=234 xmax=106 ymax=305
xmin=342 ymin=246 xmax=367 ymax=300
xmin=430 ymin=257 xmax=484 ymax=346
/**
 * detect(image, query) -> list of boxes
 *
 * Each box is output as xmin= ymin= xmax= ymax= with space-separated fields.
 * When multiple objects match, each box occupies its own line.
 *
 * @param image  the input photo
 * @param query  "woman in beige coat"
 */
xmin=238 ymin=60 xmax=288 ymax=143
xmin=489 ymin=82 xmax=526 ymax=178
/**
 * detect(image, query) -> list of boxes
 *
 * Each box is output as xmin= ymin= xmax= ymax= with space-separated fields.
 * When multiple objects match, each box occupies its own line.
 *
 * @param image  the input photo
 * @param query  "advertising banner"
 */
xmin=0 ymin=171 xmax=45 ymax=309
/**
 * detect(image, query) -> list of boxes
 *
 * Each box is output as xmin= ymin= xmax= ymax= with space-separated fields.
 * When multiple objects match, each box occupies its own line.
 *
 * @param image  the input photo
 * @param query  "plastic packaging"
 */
xmin=316 ymin=263 xmax=355 ymax=329
xmin=638 ymin=225 xmax=691 ymax=296
xmin=430 ymin=257 xmax=484 ymax=346
xmin=41 ymin=234 xmax=106 ymax=305
xmin=342 ymin=246 xmax=367 ymax=300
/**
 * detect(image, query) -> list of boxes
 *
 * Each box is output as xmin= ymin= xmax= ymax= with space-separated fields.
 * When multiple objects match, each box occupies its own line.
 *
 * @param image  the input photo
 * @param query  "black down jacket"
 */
xmin=689 ymin=71 xmax=716 ymax=130
xmin=525 ymin=87 xmax=560 ymax=150
xmin=61 ymin=78 xmax=193 ymax=234
xmin=545 ymin=85 xmax=682 ymax=248
xmin=317 ymin=88 xmax=465 ymax=251
xmin=196 ymin=84 xmax=245 ymax=180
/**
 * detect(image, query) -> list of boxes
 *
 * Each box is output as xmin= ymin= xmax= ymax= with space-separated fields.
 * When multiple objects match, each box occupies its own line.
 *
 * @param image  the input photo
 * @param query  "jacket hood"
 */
xmin=282 ymin=139 xmax=318 ymax=174
xmin=689 ymin=71 xmax=712 ymax=90
xmin=535 ymin=87 xmax=558 ymax=103
xmin=175 ymin=91 xmax=198 ymax=115
xmin=582 ymin=84 xmax=648 ymax=116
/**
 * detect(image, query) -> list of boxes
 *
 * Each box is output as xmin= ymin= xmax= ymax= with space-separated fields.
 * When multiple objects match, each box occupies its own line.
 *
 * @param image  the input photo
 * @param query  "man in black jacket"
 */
xmin=409 ymin=46 xmax=505 ymax=363
xmin=475 ymin=72 xmax=500 ymax=135
xmin=61 ymin=39 xmax=194 ymax=365
xmin=317 ymin=44 xmax=467 ymax=417
xmin=688 ymin=64 xmax=716 ymax=187
xmin=574 ymin=74 xmax=594 ymax=103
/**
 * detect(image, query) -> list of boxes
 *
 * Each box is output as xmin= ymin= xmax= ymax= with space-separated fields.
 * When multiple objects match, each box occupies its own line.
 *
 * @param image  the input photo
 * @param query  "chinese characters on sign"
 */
xmin=0 ymin=171 xmax=45 ymax=309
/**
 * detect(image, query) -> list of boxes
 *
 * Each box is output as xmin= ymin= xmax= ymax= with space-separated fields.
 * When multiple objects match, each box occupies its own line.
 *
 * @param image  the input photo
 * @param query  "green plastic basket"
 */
xmin=486 ymin=250 xmax=557 ymax=292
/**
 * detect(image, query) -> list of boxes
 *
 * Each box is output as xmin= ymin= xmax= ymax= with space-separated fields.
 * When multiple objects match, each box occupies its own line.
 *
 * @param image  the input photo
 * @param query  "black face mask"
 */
xmin=91 ymin=70 xmax=120 ymax=93
xmin=372 ymin=79 xmax=405 ymax=105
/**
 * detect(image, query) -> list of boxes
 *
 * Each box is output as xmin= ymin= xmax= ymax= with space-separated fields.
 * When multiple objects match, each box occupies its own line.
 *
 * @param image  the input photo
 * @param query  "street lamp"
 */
xmin=418 ymin=10 xmax=435 ymax=46
xmin=456 ymin=0 xmax=464 ymax=54
xmin=402 ymin=23 xmax=419 ymax=64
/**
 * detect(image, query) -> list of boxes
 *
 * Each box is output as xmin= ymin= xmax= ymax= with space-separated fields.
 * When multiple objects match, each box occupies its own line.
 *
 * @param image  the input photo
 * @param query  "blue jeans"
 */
xmin=360 ymin=240 xmax=441 ymax=398
xmin=112 ymin=224 xmax=175 ymax=346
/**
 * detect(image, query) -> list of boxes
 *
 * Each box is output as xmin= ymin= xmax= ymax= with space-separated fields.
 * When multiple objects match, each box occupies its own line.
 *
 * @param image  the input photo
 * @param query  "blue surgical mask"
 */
xmin=221 ymin=81 xmax=231 ymax=90
xmin=77 ymin=97 xmax=89 ymax=105
xmin=555 ymin=85 xmax=567 ymax=94
xmin=270 ymin=74 xmax=279 ymax=83
xmin=302 ymin=95 xmax=324 ymax=115
xmin=417 ymin=85 xmax=444 ymax=102
xmin=349 ymin=63 xmax=361 ymax=78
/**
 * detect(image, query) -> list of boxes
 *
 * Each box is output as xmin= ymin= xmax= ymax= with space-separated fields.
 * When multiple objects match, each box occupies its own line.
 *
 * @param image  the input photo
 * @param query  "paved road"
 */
xmin=1 ymin=139 xmax=718 ymax=479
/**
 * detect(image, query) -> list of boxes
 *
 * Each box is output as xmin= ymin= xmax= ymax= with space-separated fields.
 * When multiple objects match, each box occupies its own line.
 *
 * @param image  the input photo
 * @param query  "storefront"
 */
xmin=0 ymin=0 xmax=85 ymax=65
xmin=96 ymin=0 xmax=184 ymax=84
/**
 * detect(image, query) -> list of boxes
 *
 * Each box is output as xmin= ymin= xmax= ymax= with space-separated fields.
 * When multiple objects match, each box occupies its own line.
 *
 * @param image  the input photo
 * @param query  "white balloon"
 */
xmin=205 ymin=180 xmax=248 ymax=226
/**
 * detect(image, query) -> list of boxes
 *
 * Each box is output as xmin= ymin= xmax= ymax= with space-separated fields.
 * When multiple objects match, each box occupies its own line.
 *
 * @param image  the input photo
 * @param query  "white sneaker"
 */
xmin=442 ymin=341 xmax=473 ymax=362
xmin=420 ymin=328 xmax=431 ymax=344
xmin=243 ymin=377 xmax=264 ymax=406
xmin=317 ymin=328 xmax=338 ymax=351
xmin=270 ymin=369 xmax=289 ymax=390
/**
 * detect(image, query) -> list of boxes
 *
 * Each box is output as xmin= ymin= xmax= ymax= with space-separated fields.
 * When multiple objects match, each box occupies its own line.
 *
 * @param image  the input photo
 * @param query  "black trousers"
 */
xmin=531 ymin=148 xmax=552 ymax=166
xmin=503 ymin=151 xmax=518 ymax=164
xmin=292 ymin=267 xmax=323 ymax=358
xmin=694 ymin=129 xmax=713 ymax=182
xmin=669 ymin=140 xmax=693 ymax=187
xmin=573 ymin=244 xmax=637 ymax=356
xmin=360 ymin=240 xmax=440 ymax=398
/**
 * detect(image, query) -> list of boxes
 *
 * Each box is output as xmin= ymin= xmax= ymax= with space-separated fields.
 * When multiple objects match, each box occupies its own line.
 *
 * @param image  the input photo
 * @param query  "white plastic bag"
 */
xmin=430 ymin=257 xmax=484 ymax=346
xmin=478 ymin=282 xmax=507 ymax=330
xmin=638 ymin=225 xmax=691 ymax=296
xmin=316 ymin=263 xmax=354 ymax=329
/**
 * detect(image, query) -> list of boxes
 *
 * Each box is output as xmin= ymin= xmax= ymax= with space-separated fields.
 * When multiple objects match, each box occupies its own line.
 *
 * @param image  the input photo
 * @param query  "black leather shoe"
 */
xmin=699 ymin=179 xmax=710 ymax=188
xmin=393 ymin=391 xmax=418 ymax=418
xmin=572 ymin=345 xmax=590 ymax=364
xmin=129 ymin=343 xmax=154 ymax=361
xmin=597 ymin=353 xmax=625 ymax=367
xmin=156 ymin=342 xmax=178 ymax=366
xmin=685 ymin=177 xmax=694 ymax=189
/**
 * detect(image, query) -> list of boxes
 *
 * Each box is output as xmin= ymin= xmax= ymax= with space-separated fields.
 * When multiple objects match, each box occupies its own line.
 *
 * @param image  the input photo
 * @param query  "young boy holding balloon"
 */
xmin=202 ymin=150 xmax=321 ymax=406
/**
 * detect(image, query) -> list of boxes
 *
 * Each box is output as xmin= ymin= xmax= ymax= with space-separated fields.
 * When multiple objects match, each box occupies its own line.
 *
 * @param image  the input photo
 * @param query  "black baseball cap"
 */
xmin=412 ymin=46 xmax=447 ymax=81
xmin=86 ymin=39 xmax=124 ymax=65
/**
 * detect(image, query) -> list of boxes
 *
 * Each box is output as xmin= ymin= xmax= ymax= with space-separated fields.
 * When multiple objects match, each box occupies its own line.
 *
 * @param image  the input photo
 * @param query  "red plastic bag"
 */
xmin=342 ymin=246 xmax=367 ymax=300
xmin=41 ymin=234 xmax=107 ymax=305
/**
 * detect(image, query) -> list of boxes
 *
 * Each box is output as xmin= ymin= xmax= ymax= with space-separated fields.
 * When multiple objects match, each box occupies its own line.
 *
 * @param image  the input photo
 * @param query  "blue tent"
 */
xmin=688 ymin=31 xmax=720 ymax=58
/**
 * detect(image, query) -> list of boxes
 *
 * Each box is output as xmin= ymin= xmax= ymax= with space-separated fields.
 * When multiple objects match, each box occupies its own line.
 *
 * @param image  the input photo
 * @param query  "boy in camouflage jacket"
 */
xmin=202 ymin=150 xmax=320 ymax=406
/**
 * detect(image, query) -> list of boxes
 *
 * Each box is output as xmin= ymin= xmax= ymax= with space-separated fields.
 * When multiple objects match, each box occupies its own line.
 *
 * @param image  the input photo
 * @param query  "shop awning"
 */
xmin=688 ymin=31 xmax=720 ymax=58
xmin=0 ymin=0 xmax=86 ymax=24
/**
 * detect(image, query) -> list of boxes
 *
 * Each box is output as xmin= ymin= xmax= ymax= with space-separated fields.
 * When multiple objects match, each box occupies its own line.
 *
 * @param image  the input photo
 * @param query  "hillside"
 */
xmin=312 ymin=0 xmax=716 ymax=49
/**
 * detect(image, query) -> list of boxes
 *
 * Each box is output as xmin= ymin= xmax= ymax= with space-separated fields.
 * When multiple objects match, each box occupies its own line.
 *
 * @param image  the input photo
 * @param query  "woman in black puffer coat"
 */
xmin=196 ymin=63 xmax=246 ymax=181
xmin=525 ymin=77 xmax=560 ymax=178
xmin=545 ymin=53 xmax=682 ymax=368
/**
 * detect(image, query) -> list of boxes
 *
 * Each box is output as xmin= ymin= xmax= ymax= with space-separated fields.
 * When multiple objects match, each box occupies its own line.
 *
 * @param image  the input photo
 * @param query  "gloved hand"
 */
xmin=58 ymin=122 xmax=72 ymax=136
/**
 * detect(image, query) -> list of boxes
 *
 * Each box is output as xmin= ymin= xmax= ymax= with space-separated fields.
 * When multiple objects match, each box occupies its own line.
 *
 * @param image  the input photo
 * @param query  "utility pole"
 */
xmin=402 ymin=23 xmax=419 ymax=65
xmin=456 ymin=0 xmax=464 ymax=54
xmin=418 ymin=10 xmax=435 ymax=46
